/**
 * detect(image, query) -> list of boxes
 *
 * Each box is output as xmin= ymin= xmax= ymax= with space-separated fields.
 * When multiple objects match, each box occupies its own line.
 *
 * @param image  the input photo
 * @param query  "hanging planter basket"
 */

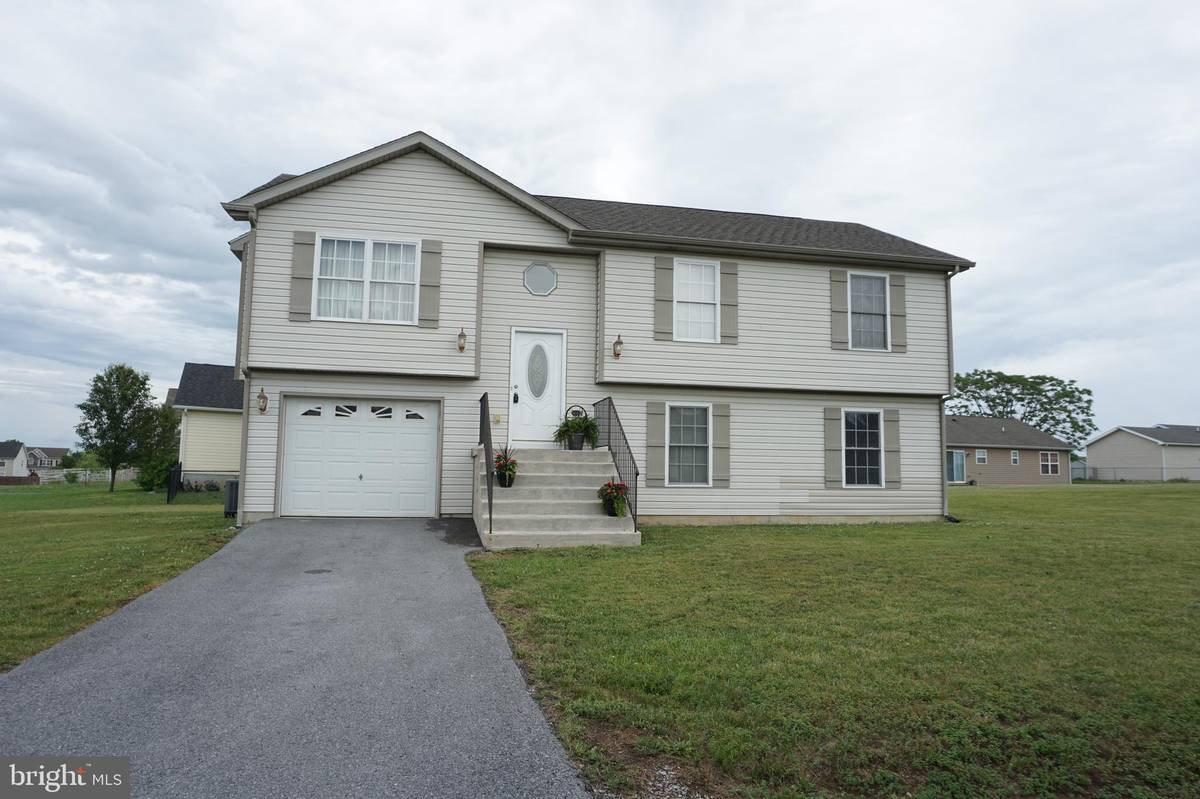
xmin=554 ymin=405 xmax=599 ymax=450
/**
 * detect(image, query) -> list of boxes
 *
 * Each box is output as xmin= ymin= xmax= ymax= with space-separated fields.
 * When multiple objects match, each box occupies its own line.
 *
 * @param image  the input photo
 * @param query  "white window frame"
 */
xmin=1011 ymin=450 xmax=1020 ymax=465
xmin=846 ymin=270 xmax=891 ymax=352
xmin=664 ymin=402 xmax=713 ymax=487
xmin=1040 ymin=451 xmax=1060 ymax=476
xmin=946 ymin=449 xmax=967 ymax=484
xmin=975 ymin=449 xmax=988 ymax=464
xmin=842 ymin=407 xmax=885 ymax=489
xmin=311 ymin=231 xmax=422 ymax=325
xmin=672 ymin=258 xmax=721 ymax=343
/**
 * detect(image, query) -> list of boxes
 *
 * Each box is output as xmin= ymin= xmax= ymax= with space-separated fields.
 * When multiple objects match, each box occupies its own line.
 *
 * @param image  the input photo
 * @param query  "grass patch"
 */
xmin=470 ymin=484 xmax=1200 ymax=798
xmin=0 ymin=482 xmax=235 ymax=672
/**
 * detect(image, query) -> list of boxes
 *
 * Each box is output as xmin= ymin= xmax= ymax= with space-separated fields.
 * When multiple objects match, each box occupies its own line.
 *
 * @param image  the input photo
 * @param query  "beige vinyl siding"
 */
xmin=600 ymin=249 xmax=950 ymax=395
xmin=247 ymin=150 xmax=568 ymax=376
xmin=951 ymin=446 xmax=1070 ymax=485
xmin=180 ymin=410 xmax=242 ymax=474
xmin=1164 ymin=445 xmax=1200 ymax=479
xmin=1086 ymin=430 xmax=1164 ymax=480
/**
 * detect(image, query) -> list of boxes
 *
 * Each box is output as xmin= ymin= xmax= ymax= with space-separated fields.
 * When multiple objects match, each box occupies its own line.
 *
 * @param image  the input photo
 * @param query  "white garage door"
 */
xmin=280 ymin=398 xmax=439 ymax=517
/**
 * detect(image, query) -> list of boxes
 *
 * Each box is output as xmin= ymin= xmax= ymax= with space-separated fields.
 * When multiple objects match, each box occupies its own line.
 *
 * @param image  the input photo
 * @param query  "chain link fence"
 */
xmin=1079 ymin=466 xmax=1199 ymax=482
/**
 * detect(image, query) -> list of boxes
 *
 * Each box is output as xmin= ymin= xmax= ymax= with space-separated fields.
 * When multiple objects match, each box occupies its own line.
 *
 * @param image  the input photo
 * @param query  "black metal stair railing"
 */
xmin=593 ymin=397 xmax=639 ymax=526
xmin=479 ymin=392 xmax=495 ymax=536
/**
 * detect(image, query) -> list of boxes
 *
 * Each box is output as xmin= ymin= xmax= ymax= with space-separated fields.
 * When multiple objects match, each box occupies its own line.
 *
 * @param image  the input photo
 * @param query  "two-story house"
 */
xmin=223 ymin=132 xmax=972 ymax=547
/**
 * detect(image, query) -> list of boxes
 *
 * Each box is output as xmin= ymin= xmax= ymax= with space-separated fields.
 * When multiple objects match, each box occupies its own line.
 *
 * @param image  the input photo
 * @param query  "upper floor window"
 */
xmin=849 ymin=273 xmax=888 ymax=350
xmin=976 ymin=449 xmax=988 ymax=464
xmin=673 ymin=259 xmax=719 ymax=342
xmin=844 ymin=410 xmax=883 ymax=487
xmin=1040 ymin=451 xmax=1060 ymax=475
xmin=1011 ymin=450 xmax=1020 ymax=465
xmin=314 ymin=236 xmax=419 ymax=324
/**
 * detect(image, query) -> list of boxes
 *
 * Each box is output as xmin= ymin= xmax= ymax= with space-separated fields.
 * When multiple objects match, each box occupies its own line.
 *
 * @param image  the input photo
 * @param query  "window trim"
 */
xmin=310 ymin=231 xmax=422 ymax=326
xmin=946 ymin=449 xmax=967 ymax=484
xmin=1011 ymin=450 xmax=1020 ymax=466
xmin=672 ymin=257 xmax=721 ymax=343
xmin=841 ymin=407 xmax=885 ymax=489
xmin=975 ymin=449 xmax=988 ymax=464
xmin=1040 ymin=451 xmax=1060 ymax=476
xmin=664 ymin=401 xmax=713 ymax=487
xmin=846 ymin=270 xmax=891 ymax=352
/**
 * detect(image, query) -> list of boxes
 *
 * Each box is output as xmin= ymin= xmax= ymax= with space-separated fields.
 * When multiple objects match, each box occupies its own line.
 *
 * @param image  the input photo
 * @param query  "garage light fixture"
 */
xmin=256 ymin=387 xmax=268 ymax=414
xmin=457 ymin=328 xmax=468 ymax=353
xmin=612 ymin=334 xmax=624 ymax=359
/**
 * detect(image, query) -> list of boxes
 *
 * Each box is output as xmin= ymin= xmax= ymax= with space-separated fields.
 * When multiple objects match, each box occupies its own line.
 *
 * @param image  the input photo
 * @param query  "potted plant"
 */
xmin=597 ymin=480 xmax=628 ymax=517
xmin=553 ymin=415 xmax=599 ymax=450
xmin=494 ymin=447 xmax=518 ymax=488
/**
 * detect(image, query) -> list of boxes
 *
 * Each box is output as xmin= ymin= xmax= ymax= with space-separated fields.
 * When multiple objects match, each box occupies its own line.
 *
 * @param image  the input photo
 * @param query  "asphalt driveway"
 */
xmin=0 ymin=518 xmax=589 ymax=798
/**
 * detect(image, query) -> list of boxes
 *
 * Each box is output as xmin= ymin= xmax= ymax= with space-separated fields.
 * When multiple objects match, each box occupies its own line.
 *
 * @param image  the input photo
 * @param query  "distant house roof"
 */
xmin=224 ymin=131 xmax=973 ymax=270
xmin=174 ymin=363 xmax=244 ymax=411
xmin=29 ymin=447 xmax=69 ymax=458
xmin=1089 ymin=424 xmax=1200 ymax=447
xmin=945 ymin=416 xmax=1072 ymax=450
xmin=0 ymin=441 xmax=25 ymax=458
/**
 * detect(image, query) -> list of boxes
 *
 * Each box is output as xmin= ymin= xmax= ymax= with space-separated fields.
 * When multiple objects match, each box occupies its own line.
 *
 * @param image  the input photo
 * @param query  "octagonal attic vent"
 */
xmin=523 ymin=262 xmax=558 ymax=296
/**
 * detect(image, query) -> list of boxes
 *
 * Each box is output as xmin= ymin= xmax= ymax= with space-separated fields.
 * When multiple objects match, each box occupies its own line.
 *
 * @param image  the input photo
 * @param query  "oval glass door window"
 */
xmin=527 ymin=344 xmax=549 ymax=398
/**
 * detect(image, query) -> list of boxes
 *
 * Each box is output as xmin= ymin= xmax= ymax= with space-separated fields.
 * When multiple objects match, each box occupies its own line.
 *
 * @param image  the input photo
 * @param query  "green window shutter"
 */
xmin=712 ymin=403 xmax=731 ymax=488
xmin=889 ymin=275 xmax=907 ymax=353
xmin=884 ymin=409 xmax=901 ymax=488
xmin=289 ymin=231 xmax=315 ymax=322
xmin=418 ymin=239 xmax=442 ymax=329
xmin=719 ymin=262 xmax=738 ymax=344
xmin=830 ymin=269 xmax=849 ymax=350
xmin=645 ymin=402 xmax=666 ymax=487
xmin=653 ymin=257 xmax=673 ymax=341
xmin=824 ymin=407 xmax=843 ymax=488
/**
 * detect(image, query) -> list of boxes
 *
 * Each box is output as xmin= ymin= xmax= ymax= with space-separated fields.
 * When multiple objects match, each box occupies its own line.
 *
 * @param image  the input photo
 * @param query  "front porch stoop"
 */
xmin=473 ymin=447 xmax=640 ymax=549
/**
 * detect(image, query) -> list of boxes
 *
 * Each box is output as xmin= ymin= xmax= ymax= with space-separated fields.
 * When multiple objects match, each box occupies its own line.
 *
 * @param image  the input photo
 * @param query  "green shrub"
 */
xmin=135 ymin=454 xmax=176 ymax=492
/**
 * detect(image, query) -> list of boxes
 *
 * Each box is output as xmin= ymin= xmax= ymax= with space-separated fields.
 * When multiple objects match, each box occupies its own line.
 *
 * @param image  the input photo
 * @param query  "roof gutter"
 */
xmin=566 ymin=229 xmax=975 ymax=272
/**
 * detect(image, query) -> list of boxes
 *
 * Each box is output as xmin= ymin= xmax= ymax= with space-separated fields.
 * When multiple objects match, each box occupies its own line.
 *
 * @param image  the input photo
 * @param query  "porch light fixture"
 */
xmin=612 ymin=334 xmax=624 ymax=359
xmin=256 ymin=387 xmax=268 ymax=414
xmin=457 ymin=328 xmax=468 ymax=353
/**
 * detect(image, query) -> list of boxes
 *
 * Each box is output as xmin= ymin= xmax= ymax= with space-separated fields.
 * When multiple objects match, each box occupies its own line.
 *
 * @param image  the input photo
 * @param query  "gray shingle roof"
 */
xmin=29 ymin=447 xmax=69 ymax=458
xmin=0 ymin=441 xmax=24 ymax=458
xmin=945 ymin=416 xmax=1072 ymax=450
xmin=536 ymin=195 xmax=971 ymax=264
xmin=174 ymin=363 xmax=244 ymax=411
xmin=1125 ymin=425 xmax=1200 ymax=445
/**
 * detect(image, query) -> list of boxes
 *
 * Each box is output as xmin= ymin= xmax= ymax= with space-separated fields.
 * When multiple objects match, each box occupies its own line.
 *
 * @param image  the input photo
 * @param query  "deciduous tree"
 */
xmin=946 ymin=369 xmax=1097 ymax=449
xmin=75 ymin=364 xmax=156 ymax=492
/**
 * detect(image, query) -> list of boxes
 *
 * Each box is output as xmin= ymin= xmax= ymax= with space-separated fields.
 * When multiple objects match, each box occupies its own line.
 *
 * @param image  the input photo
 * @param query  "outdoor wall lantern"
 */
xmin=612 ymin=334 xmax=624 ymax=359
xmin=256 ymin=387 xmax=268 ymax=414
xmin=457 ymin=328 xmax=468 ymax=353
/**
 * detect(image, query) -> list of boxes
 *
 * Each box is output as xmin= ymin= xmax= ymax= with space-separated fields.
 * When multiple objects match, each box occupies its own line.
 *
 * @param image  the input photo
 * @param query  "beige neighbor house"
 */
xmin=1085 ymin=424 xmax=1200 ymax=481
xmin=0 ymin=441 xmax=29 ymax=477
xmin=25 ymin=447 xmax=68 ymax=469
xmin=221 ymin=131 xmax=974 ymax=548
xmin=173 ymin=363 xmax=244 ymax=483
xmin=944 ymin=416 xmax=1073 ymax=486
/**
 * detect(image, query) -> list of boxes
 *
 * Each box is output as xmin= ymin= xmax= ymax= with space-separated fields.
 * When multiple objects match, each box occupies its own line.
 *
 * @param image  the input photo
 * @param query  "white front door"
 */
xmin=280 ymin=398 xmax=439 ymax=517
xmin=509 ymin=329 xmax=565 ymax=448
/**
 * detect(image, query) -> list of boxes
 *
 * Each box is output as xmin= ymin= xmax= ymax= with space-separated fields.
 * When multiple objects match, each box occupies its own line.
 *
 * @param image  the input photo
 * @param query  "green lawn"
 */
xmin=469 ymin=484 xmax=1200 ymax=798
xmin=0 ymin=482 xmax=235 ymax=672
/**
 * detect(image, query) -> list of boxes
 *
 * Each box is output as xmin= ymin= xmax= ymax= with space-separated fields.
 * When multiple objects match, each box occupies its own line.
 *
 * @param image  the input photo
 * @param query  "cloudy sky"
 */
xmin=2 ymin=0 xmax=1197 ymax=447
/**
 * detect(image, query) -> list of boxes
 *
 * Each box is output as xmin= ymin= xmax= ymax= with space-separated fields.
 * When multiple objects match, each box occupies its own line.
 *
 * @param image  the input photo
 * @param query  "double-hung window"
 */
xmin=849 ymin=273 xmax=889 ymax=350
xmin=314 ymin=236 xmax=419 ymax=324
xmin=843 ymin=410 xmax=883 ymax=487
xmin=1040 ymin=451 xmax=1060 ymax=475
xmin=667 ymin=404 xmax=711 ymax=485
xmin=673 ymin=259 xmax=719 ymax=342
xmin=976 ymin=449 xmax=988 ymax=464
xmin=1011 ymin=450 xmax=1020 ymax=465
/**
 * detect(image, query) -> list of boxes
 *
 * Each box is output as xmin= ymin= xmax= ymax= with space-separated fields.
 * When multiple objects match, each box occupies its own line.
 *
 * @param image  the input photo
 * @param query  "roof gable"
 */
xmin=223 ymin=131 xmax=579 ymax=231
xmin=0 ymin=441 xmax=24 ymax=458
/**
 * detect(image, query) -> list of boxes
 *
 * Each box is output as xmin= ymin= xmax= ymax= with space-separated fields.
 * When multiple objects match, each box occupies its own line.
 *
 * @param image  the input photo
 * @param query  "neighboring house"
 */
xmin=0 ymin=441 xmax=29 ymax=477
xmin=1085 ymin=424 xmax=1200 ymax=481
xmin=174 ymin=363 xmax=244 ymax=483
xmin=221 ymin=131 xmax=973 ymax=545
xmin=25 ymin=447 xmax=68 ymax=469
xmin=944 ymin=416 xmax=1072 ymax=485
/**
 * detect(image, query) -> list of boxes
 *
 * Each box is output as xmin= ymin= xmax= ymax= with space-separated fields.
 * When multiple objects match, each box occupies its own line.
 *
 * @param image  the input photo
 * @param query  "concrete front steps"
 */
xmin=473 ymin=447 xmax=640 ymax=549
